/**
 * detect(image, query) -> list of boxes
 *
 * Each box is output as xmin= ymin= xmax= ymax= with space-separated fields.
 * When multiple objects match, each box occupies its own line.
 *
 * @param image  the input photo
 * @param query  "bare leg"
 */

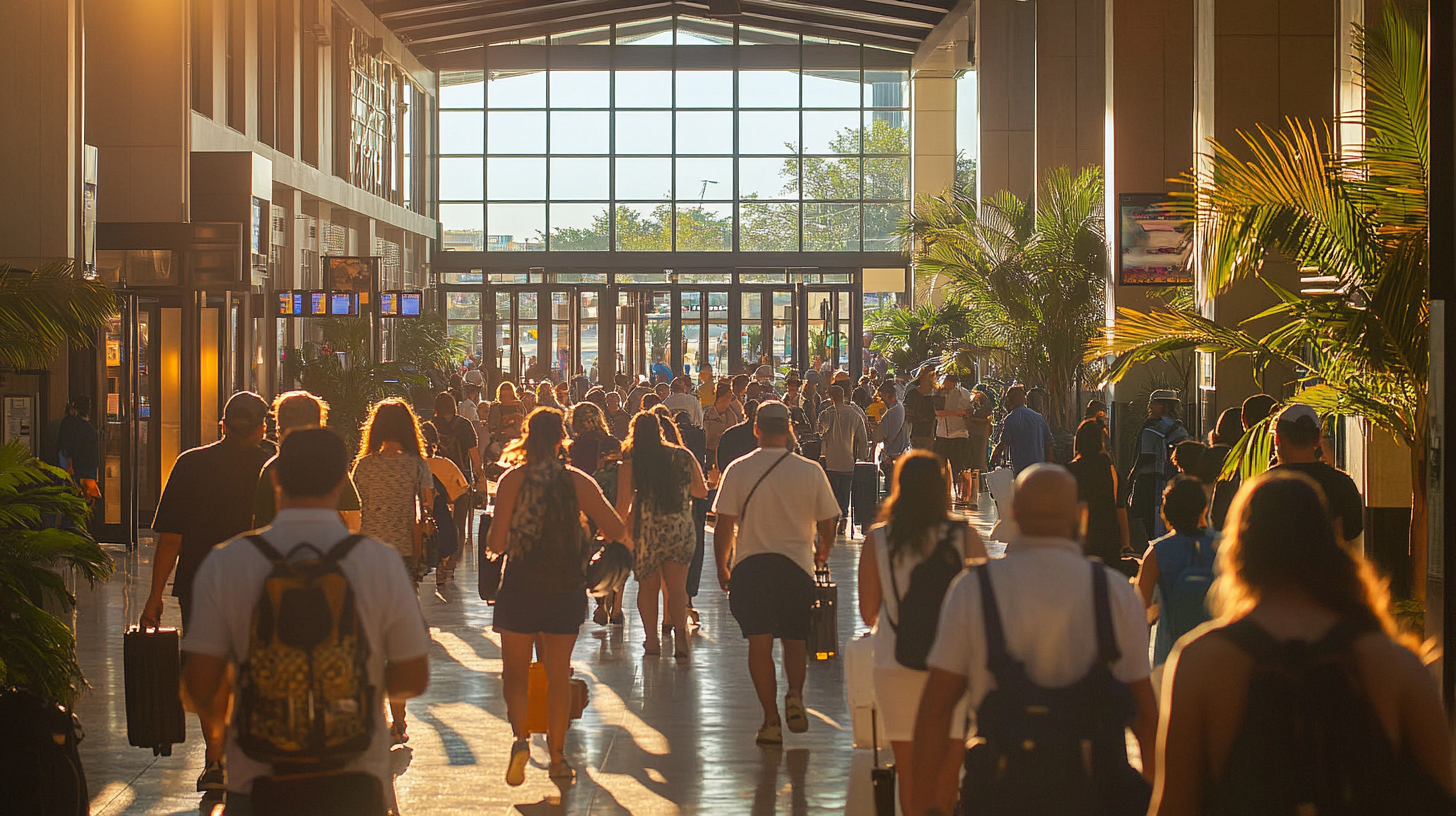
xmin=539 ymin=633 xmax=579 ymax=763
xmin=746 ymin=634 xmax=780 ymax=727
xmin=936 ymin=737 xmax=964 ymax=813
xmin=499 ymin=632 xmax=536 ymax=739
xmin=781 ymin=638 xmax=807 ymax=699
xmin=200 ymin=683 xmax=228 ymax=761
xmin=660 ymin=562 xmax=690 ymax=657
xmin=890 ymin=741 xmax=916 ymax=816
xmin=637 ymin=570 xmax=663 ymax=653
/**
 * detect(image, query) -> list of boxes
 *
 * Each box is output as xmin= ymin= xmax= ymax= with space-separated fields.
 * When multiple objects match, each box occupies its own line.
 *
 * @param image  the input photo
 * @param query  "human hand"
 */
xmin=717 ymin=565 xmax=731 ymax=592
xmin=80 ymin=479 xmax=101 ymax=500
xmin=140 ymin=594 xmax=164 ymax=630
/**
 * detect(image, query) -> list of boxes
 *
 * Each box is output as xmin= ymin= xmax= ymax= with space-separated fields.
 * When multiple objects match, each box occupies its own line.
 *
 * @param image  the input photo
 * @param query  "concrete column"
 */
xmin=912 ymin=75 xmax=958 ymax=200
xmin=977 ymin=0 xmax=1037 ymax=201
xmin=1037 ymin=0 xmax=1106 ymax=178
xmin=0 ymin=0 xmax=84 ymax=265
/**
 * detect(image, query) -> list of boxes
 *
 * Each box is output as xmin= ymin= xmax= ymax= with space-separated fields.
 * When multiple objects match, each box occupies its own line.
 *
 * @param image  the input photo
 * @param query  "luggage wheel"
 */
xmin=154 ymin=744 xmax=172 ymax=757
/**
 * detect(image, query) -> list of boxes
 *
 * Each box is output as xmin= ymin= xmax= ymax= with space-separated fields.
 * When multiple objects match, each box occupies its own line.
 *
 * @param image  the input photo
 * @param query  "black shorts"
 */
xmin=935 ymin=437 xmax=972 ymax=473
xmin=492 ymin=570 xmax=588 ymax=636
xmin=728 ymin=553 xmax=814 ymax=641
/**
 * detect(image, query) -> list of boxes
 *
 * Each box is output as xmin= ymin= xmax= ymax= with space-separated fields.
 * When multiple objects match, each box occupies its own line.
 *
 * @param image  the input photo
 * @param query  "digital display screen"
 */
xmin=401 ymin=292 xmax=421 ymax=316
xmin=379 ymin=293 xmax=398 ymax=316
xmin=277 ymin=293 xmax=296 ymax=316
xmin=310 ymin=293 xmax=328 ymax=315
xmin=330 ymin=293 xmax=355 ymax=315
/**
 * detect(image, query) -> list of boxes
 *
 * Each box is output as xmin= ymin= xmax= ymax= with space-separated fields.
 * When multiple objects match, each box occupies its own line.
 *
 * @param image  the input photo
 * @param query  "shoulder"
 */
xmin=1352 ymin=631 xmax=1429 ymax=688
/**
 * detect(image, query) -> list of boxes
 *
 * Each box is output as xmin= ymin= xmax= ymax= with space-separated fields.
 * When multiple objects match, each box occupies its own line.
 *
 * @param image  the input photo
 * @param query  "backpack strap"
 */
xmin=1091 ymin=561 xmax=1122 ymax=664
xmin=976 ymin=565 xmax=1015 ymax=680
xmin=884 ymin=520 xmax=957 ymax=632
xmin=322 ymin=534 xmax=367 ymax=567
xmin=247 ymin=534 xmax=287 ymax=565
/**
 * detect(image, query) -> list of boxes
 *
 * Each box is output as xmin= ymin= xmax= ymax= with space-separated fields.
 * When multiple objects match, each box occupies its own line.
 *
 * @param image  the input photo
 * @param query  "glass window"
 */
xmin=802 ymin=156 xmax=860 ymax=200
xmin=487 ymin=71 xmax=545 ymax=108
xmin=549 ymin=203 xmax=610 ymax=250
xmin=447 ymin=292 xmax=480 ymax=320
xmin=615 ymin=203 xmax=672 ymax=250
xmin=439 ymin=158 xmax=483 ymax=200
xmin=675 ymin=204 xmax=732 ymax=251
xmin=863 ymin=71 xmax=909 ymax=108
xmin=549 ymin=157 xmax=609 ymax=199
xmin=439 ymin=204 xmax=484 ymax=252
xmin=740 ymin=157 xmax=798 ymax=199
xmin=616 ymin=71 xmax=673 ymax=108
xmin=439 ymin=111 xmax=484 ymax=154
xmin=614 ymin=111 xmax=673 ymax=154
xmin=864 ymin=203 xmax=908 ymax=251
xmin=864 ymin=157 xmax=909 ymax=199
xmin=617 ymin=18 xmax=673 ymax=45
xmin=549 ymin=71 xmax=610 ymax=107
xmin=739 ymin=202 xmax=799 ymax=251
xmin=486 ymin=203 xmax=545 ymax=250
xmin=676 ymin=16 xmax=733 ymax=45
xmin=550 ymin=111 xmax=610 ymax=153
xmin=676 ymin=111 xmax=733 ymax=154
xmin=740 ymin=70 xmax=800 ymax=107
xmin=864 ymin=112 xmax=909 ymax=153
xmin=676 ymin=71 xmax=733 ymax=108
xmin=615 ymin=157 xmax=673 ymax=200
xmin=487 ymin=111 xmax=546 ymax=153
xmin=739 ymin=111 xmax=798 ymax=154
xmin=803 ymin=70 xmax=861 ymax=108
xmin=676 ymin=157 xmax=732 ymax=201
xmin=440 ymin=71 xmax=485 ymax=108
xmin=803 ymin=110 xmax=861 ymax=154
xmin=804 ymin=203 xmax=860 ymax=251
xmin=486 ymin=157 xmax=545 ymax=200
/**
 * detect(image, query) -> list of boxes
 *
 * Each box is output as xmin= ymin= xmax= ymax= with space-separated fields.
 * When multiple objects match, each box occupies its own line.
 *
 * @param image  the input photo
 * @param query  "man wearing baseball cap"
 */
xmin=141 ymin=391 xmax=272 ymax=795
xmin=1270 ymin=403 xmax=1364 ymax=546
xmin=713 ymin=400 xmax=840 ymax=746
xmin=1127 ymin=389 xmax=1190 ymax=540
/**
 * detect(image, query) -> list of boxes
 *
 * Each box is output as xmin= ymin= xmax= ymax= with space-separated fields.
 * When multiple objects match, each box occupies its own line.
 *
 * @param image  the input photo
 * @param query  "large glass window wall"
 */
xmin=437 ymin=16 xmax=910 ymax=255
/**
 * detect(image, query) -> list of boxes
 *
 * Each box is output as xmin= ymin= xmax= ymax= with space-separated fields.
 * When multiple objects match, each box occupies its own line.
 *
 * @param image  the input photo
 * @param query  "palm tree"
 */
xmin=866 ymin=298 xmax=975 ymax=373
xmin=906 ymin=165 xmax=1109 ymax=428
xmin=0 ymin=441 xmax=115 ymax=705
xmin=0 ymin=260 xmax=117 ymax=370
xmin=1088 ymin=6 xmax=1428 ymax=593
xmin=284 ymin=317 xmax=421 ymax=448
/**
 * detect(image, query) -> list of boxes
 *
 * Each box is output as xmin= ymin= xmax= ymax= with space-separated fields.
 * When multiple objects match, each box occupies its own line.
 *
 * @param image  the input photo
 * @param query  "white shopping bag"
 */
xmin=984 ymin=467 xmax=1019 ymax=543
xmin=845 ymin=634 xmax=887 ymax=750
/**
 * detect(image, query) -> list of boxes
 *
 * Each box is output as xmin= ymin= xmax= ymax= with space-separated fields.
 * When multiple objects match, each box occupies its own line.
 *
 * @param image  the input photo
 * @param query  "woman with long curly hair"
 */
xmin=350 ymin=397 xmax=434 ymax=744
xmin=1149 ymin=470 xmax=1453 ymax=815
xmin=617 ymin=410 xmax=707 ymax=658
xmin=485 ymin=407 xmax=626 ymax=786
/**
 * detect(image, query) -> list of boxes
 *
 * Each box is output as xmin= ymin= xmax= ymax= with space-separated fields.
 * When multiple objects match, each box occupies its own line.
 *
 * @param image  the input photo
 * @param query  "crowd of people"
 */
xmin=132 ymin=354 xmax=1456 ymax=815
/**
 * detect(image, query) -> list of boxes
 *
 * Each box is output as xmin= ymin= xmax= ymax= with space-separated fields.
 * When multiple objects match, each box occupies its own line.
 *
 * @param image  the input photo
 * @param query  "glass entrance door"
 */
xmin=804 ymin=286 xmax=860 ymax=378
xmin=679 ymin=288 xmax=730 ymax=378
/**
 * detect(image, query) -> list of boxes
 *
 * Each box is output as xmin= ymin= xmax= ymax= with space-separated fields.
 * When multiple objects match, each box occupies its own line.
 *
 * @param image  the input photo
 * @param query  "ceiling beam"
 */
xmin=910 ymin=0 xmax=972 ymax=73
xmin=748 ymin=0 xmax=942 ymax=28
xmin=410 ymin=6 xmax=677 ymax=53
xmin=393 ymin=0 xmax=657 ymax=33
xmin=672 ymin=0 xmax=927 ymax=42
xmin=402 ymin=1 xmax=672 ymax=44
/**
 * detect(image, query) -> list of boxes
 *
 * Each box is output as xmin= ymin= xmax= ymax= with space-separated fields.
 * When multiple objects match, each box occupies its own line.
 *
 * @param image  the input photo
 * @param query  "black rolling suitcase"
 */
xmin=123 ymin=627 xmax=186 ymax=756
xmin=808 ymin=567 xmax=838 ymax=660
xmin=477 ymin=512 xmax=503 ymax=603
xmin=851 ymin=461 xmax=879 ymax=533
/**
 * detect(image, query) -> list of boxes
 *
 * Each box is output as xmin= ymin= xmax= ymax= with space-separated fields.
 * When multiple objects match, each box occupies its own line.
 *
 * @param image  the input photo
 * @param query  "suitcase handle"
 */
xmin=815 ymin=565 xmax=832 ymax=585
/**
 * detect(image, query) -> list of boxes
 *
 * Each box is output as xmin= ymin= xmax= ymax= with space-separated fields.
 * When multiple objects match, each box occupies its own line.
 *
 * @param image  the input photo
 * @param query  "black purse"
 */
xmin=477 ymin=511 xmax=502 ymax=603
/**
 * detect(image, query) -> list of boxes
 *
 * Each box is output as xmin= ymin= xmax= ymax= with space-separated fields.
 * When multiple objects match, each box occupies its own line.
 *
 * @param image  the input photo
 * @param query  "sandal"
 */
xmin=548 ymin=758 xmax=576 ymax=782
xmin=785 ymin=694 xmax=809 ymax=734
xmin=643 ymin=639 xmax=662 ymax=656
xmin=391 ymin=721 xmax=409 ymax=745
xmin=505 ymin=738 xmax=530 ymax=787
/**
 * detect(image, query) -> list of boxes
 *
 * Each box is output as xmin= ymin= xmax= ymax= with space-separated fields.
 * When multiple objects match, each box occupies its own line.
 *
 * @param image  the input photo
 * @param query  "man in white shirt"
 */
xmin=909 ymin=464 xmax=1157 ymax=815
xmin=662 ymin=375 xmax=705 ymax=427
xmin=712 ymin=402 xmax=840 ymax=746
xmin=933 ymin=372 xmax=974 ymax=502
xmin=871 ymin=380 xmax=909 ymax=483
xmin=182 ymin=429 xmax=431 ymax=814
xmin=817 ymin=385 xmax=868 ymax=535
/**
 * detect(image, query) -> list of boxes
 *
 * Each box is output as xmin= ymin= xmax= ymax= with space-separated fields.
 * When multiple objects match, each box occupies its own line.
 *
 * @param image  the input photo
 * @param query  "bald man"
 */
xmin=908 ymin=464 xmax=1159 ymax=815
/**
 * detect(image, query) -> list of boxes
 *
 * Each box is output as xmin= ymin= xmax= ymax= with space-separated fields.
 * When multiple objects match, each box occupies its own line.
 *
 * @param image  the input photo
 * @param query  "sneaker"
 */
xmin=784 ymin=694 xmax=809 ymax=733
xmin=593 ymin=604 xmax=609 ymax=626
xmin=505 ymin=738 xmax=530 ymax=787
xmin=755 ymin=723 xmax=783 ymax=746
xmin=610 ymin=613 xmax=625 ymax=626
xmin=196 ymin=759 xmax=226 ymax=792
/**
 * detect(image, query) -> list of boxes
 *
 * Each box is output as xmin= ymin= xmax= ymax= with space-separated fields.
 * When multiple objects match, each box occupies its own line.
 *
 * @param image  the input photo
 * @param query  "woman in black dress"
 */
xmin=1065 ymin=418 xmax=1131 ymax=571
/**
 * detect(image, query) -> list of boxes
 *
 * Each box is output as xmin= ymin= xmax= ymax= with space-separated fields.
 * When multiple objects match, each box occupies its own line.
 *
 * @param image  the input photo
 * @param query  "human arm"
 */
xmin=1112 ymin=464 xmax=1131 ymax=551
xmin=815 ymin=517 xmax=837 ymax=567
xmin=910 ymin=669 xmax=971 ymax=816
xmin=1135 ymin=549 xmax=1160 ymax=609
xmin=1149 ymin=640 xmax=1213 ymax=816
xmin=687 ymin=453 xmax=708 ymax=500
xmin=713 ymin=514 xmax=737 ymax=591
xmin=182 ymin=652 xmax=231 ymax=724
xmin=486 ymin=469 xmax=520 ymax=555
xmin=1131 ymin=677 xmax=1158 ymax=782
xmin=341 ymin=510 xmax=362 ymax=533
xmin=615 ymin=459 xmax=635 ymax=521
xmin=858 ymin=530 xmax=881 ymax=626
xmin=572 ymin=468 xmax=628 ymax=545
xmin=385 ymin=656 xmax=431 ymax=699
xmin=854 ymin=415 xmax=868 ymax=461
xmin=140 ymin=532 xmax=183 ymax=628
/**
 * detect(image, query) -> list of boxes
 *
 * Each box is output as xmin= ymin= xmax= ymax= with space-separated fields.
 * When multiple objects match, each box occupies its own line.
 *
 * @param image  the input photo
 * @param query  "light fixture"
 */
xmin=708 ymin=0 xmax=743 ymax=17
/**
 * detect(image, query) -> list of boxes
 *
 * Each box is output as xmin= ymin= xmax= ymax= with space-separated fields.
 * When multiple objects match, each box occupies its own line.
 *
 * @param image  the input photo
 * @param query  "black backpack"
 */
xmin=961 ymin=562 xmax=1150 ymax=816
xmin=1205 ymin=618 xmax=1455 ymax=816
xmin=885 ymin=521 xmax=965 ymax=670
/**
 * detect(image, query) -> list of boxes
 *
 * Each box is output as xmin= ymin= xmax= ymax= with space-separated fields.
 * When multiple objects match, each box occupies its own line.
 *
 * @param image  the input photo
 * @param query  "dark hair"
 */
xmin=420 ymin=421 xmax=440 ymax=456
xmin=744 ymin=399 xmax=759 ymax=422
xmin=672 ymin=376 xmax=691 ymax=392
xmin=731 ymin=374 xmax=749 ymax=392
xmin=828 ymin=385 xmax=845 ymax=402
xmin=1214 ymin=471 xmax=1399 ymax=641
xmin=1241 ymin=394 xmax=1277 ymax=427
xmin=1161 ymin=475 xmax=1208 ymax=534
xmin=1085 ymin=399 xmax=1107 ymax=418
xmin=433 ymin=390 xmax=458 ymax=418
xmin=277 ymin=428 xmax=349 ymax=499
xmin=1212 ymin=407 xmax=1244 ymax=446
xmin=1073 ymin=419 xmax=1105 ymax=459
xmin=504 ymin=407 xmax=566 ymax=465
xmin=357 ymin=399 xmax=426 ymax=464
xmin=641 ymin=394 xmax=662 ymax=409
xmin=715 ymin=380 xmax=732 ymax=400
xmin=616 ymin=373 xmax=633 ymax=388
xmin=70 ymin=395 xmax=92 ymax=417
xmin=785 ymin=377 xmax=801 ymax=389
xmin=649 ymin=405 xmax=684 ymax=445
xmin=877 ymin=380 xmax=896 ymax=396
xmin=1172 ymin=440 xmax=1207 ymax=479
xmin=1277 ymin=416 xmax=1321 ymax=448
xmin=877 ymin=451 xmax=951 ymax=561
xmin=626 ymin=411 xmax=688 ymax=514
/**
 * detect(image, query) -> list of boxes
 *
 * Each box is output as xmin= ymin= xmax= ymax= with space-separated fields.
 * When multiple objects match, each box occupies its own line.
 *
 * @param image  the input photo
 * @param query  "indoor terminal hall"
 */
xmin=5 ymin=0 xmax=1456 ymax=815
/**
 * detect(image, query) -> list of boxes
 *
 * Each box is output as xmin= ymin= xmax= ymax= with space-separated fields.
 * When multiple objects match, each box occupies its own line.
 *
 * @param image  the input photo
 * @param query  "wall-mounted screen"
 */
xmin=1118 ymin=193 xmax=1193 ymax=286
xmin=401 ymin=292 xmax=421 ymax=316
xmin=380 ymin=292 xmax=398 ymax=316
xmin=310 ymin=292 xmax=328 ymax=315
xmin=379 ymin=290 xmax=423 ymax=317
xmin=330 ymin=293 xmax=357 ymax=315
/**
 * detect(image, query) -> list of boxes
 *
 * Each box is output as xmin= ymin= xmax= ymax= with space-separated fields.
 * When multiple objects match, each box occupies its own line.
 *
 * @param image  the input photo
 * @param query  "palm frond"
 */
xmin=0 ymin=261 xmax=118 ymax=370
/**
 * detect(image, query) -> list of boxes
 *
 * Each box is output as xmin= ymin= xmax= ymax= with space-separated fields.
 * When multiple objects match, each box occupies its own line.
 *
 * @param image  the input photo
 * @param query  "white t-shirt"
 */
xmin=927 ymin=535 xmax=1151 ymax=714
xmin=181 ymin=509 xmax=431 ymax=798
xmin=712 ymin=447 xmax=840 ymax=576
xmin=662 ymin=391 xmax=704 ymax=427
xmin=936 ymin=385 xmax=972 ymax=439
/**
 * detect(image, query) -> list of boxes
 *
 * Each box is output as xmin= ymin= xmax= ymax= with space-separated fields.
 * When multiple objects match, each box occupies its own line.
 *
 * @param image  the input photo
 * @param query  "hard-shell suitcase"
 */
xmin=808 ymin=567 xmax=838 ymax=660
xmin=477 ymin=512 xmax=502 ymax=603
xmin=123 ymin=627 xmax=186 ymax=756
xmin=851 ymin=462 xmax=879 ymax=532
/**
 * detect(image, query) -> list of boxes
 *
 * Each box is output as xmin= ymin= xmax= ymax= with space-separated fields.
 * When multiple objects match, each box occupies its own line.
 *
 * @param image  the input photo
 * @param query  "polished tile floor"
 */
xmin=73 ymin=507 xmax=1000 ymax=816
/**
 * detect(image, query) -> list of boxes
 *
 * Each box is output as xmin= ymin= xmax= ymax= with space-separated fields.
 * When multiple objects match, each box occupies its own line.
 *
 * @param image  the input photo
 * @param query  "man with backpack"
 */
xmin=182 ymin=428 xmax=430 ymax=815
xmin=910 ymin=464 xmax=1158 ymax=816
xmin=1127 ymin=390 xmax=1190 ymax=540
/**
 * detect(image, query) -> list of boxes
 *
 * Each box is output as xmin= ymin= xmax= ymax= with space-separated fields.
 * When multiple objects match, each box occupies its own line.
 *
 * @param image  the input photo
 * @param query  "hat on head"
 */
xmin=1276 ymin=403 xmax=1319 ymax=426
xmin=755 ymin=364 xmax=773 ymax=378
xmin=464 ymin=370 xmax=485 ymax=385
xmin=833 ymin=370 xmax=851 ymax=383
xmin=223 ymin=391 xmax=269 ymax=428
xmin=1150 ymin=390 xmax=1180 ymax=402
xmin=755 ymin=401 xmax=790 ymax=422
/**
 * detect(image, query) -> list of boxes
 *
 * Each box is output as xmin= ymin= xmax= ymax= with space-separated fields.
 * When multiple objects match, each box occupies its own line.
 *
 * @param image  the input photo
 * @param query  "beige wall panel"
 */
xmin=1282 ymin=0 xmax=1337 ymax=35
xmin=1216 ymin=0 xmax=1281 ymax=35
xmin=1279 ymin=37 xmax=1339 ymax=122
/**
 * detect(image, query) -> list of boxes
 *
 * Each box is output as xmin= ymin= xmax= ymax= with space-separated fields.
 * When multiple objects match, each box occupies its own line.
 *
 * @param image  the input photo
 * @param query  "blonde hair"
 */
xmin=569 ymin=401 xmax=610 ymax=438
xmin=272 ymin=390 xmax=329 ymax=434
xmin=356 ymin=398 xmax=427 ymax=466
